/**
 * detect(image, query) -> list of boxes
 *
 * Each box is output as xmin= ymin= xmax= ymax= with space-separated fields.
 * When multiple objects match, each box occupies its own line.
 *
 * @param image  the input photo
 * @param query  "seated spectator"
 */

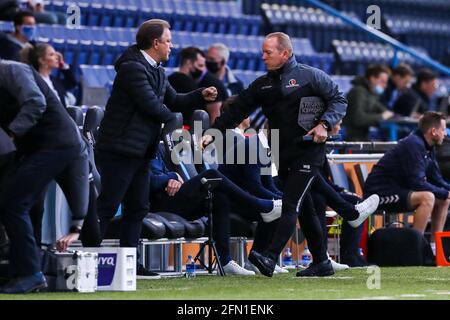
xmin=364 ymin=112 xmax=450 ymax=253
xmin=0 ymin=10 xmax=35 ymax=61
xmin=343 ymin=64 xmax=394 ymax=141
xmin=169 ymin=46 xmax=228 ymax=126
xmin=394 ymin=68 xmax=439 ymax=117
xmin=206 ymin=43 xmax=244 ymax=96
xmin=21 ymin=42 xmax=78 ymax=107
xmin=381 ymin=63 xmax=414 ymax=111
xmin=149 ymin=144 xmax=282 ymax=275
xmin=168 ymin=47 xmax=205 ymax=125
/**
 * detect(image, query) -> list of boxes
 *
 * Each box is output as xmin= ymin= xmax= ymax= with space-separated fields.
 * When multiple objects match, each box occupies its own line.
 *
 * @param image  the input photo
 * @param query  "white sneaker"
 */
xmin=260 ymin=199 xmax=282 ymax=223
xmin=348 ymin=194 xmax=380 ymax=228
xmin=224 ymin=260 xmax=255 ymax=276
xmin=329 ymin=258 xmax=350 ymax=271
xmin=274 ymin=264 xmax=289 ymax=273
xmin=244 ymin=260 xmax=261 ymax=274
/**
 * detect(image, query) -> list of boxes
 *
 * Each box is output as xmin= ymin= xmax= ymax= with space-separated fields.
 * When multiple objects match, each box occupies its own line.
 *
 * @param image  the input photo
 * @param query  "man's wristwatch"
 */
xmin=69 ymin=226 xmax=82 ymax=234
xmin=319 ymin=121 xmax=329 ymax=130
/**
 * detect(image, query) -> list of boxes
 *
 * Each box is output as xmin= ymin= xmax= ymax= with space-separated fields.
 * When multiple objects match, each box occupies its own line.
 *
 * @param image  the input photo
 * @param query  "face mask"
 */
xmin=374 ymin=85 xmax=384 ymax=95
xmin=190 ymin=68 xmax=203 ymax=80
xmin=22 ymin=25 xmax=36 ymax=40
xmin=206 ymin=60 xmax=221 ymax=74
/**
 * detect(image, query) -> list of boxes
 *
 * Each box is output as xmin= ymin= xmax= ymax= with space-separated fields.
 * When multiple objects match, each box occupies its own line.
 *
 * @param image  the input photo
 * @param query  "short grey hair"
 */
xmin=209 ymin=43 xmax=230 ymax=63
xmin=265 ymin=32 xmax=293 ymax=56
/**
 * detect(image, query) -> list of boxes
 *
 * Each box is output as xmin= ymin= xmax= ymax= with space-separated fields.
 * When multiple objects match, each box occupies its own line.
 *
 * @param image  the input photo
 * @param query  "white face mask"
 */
xmin=374 ymin=85 xmax=385 ymax=95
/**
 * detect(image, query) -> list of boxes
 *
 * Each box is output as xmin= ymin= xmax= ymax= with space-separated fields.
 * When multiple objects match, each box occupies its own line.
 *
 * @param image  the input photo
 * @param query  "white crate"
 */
xmin=54 ymin=251 xmax=98 ymax=293
xmin=82 ymin=247 xmax=136 ymax=291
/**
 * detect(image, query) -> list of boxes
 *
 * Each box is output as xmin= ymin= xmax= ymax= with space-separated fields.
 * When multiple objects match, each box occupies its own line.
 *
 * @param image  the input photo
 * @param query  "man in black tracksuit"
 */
xmin=95 ymin=20 xmax=217 ymax=275
xmin=204 ymin=32 xmax=348 ymax=277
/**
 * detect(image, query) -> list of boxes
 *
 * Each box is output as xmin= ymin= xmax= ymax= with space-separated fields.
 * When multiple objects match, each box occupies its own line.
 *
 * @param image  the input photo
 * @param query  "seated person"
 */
xmin=0 ymin=11 xmax=35 ymax=61
xmin=343 ymin=64 xmax=394 ymax=141
xmin=218 ymin=114 xmax=285 ymax=273
xmin=394 ymin=69 xmax=439 ymax=118
xmin=149 ymin=144 xmax=282 ymax=275
xmin=21 ymin=42 xmax=78 ymax=107
xmin=364 ymin=112 xmax=450 ymax=252
xmin=380 ymin=63 xmax=414 ymax=111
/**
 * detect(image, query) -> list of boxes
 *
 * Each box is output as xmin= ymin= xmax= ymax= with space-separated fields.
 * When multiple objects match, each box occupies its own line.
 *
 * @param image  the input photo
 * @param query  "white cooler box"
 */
xmin=82 ymin=247 xmax=136 ymax=291
xmin=51 ymin=251 xmax=98 ymax=293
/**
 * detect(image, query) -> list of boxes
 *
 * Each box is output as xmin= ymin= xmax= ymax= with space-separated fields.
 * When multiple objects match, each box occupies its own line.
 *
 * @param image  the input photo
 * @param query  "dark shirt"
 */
xmin=365 ymin=130 xmax=450 ymax=199
xmin=394 ymin=85 xmax=431 ymax=116
xmin=199 ymin=72 xmax=228 ymax=103
xmin=168 ymin=72 xmax=201 ymax=124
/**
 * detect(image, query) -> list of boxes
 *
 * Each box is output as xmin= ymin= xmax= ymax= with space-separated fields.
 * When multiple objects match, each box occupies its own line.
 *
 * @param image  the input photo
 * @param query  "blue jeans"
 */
xmin=0 ymin=143 xmax=89 ymax=277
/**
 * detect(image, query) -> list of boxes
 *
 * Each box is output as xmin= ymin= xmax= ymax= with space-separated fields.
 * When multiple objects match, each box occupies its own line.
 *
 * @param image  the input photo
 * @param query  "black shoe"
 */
xmin=296 ymin=260 xmax=334 ymax=277
xmin=137 ymin=264 xmax=161 ymax=279
xmin=341 ymin=253 xmax=369 ymax=267
xmin=248 ymin=250 xmax=275 ymax=278
xmin=0 ymin=272 xmax=47 ymax=294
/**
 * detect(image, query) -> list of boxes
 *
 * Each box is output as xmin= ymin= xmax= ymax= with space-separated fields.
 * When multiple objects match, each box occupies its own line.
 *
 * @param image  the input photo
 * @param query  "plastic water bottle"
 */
xmin=359 ymin=248 xmax=364 ymax=257
xmin=283 ymin=248 xmax=293 ymax=267
xmin=185 ymin=255 xmax=196 ymax=278
xmin=301 ymin=246 xmax=312 ymax=267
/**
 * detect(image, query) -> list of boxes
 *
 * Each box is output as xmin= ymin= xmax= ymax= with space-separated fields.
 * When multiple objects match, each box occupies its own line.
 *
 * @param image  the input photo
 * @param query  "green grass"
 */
xmin=2 ymin=267 xmax=450 ymax=300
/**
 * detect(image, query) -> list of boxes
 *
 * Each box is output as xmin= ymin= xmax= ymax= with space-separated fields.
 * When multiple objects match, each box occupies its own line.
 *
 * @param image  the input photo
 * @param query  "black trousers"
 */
xmin=265 ymin=166 xmax=328 ymax=264
xmin=96 ymin=151 xmax=150 ymax=249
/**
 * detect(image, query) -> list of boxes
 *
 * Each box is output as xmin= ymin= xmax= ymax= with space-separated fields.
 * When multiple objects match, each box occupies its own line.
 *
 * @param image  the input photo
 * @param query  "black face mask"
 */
xmin=206 ymin=60 xmax=221 ymax=74
xmin=190 ymin=68 xmax=203 ymax=80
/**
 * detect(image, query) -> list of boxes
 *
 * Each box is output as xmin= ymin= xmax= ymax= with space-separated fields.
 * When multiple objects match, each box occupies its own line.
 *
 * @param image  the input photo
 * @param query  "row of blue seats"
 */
xmin=0 ymin=22 xmax=333 ymax=72
xmin=335 ymin=0 xmax=450 ymax=20
xmin=385 ymin=15 xmax=450 ymax=36
xmin=260 ymin=3 xmax=375 ymax=52
xmin=332 ymin=40 xmax=428 ymax=75
xmin=47 ymin=0 xmax=245 ymax=18
xmin=45 ymin=0 xmax=261 ymax=35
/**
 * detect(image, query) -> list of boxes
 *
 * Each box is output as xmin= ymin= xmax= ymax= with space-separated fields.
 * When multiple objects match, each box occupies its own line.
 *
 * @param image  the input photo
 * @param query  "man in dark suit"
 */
xmin=95 ymin=19 xmax=217 ymax=277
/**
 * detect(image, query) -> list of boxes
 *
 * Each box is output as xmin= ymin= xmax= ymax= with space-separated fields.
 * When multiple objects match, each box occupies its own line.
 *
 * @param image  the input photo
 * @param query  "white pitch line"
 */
xmin=400 ymin=294 xmax=426 ymax=298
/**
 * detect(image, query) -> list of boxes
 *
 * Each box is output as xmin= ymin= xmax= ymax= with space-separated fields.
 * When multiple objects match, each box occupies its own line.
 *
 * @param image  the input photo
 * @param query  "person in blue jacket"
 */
xmin=364 ymin=111 xmax=450 ymax=249
xmin=149 ymin=144 xmax=282 ymax=276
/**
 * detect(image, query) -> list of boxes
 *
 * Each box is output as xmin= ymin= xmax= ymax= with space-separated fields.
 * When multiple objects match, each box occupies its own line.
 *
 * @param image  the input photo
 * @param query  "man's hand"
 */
xmin=382 ymin=110 xmax=394 ymax=120
xmin=202 ymin=87 xmax=218 ymax=102
xmin=56 ymin=233 xmax=80 ymax=252
xmin=201 ymin=134 xmax=214 ymax=150
xmin=165 ymin=179 xmax=183 ymax=196
xmin=306 ymin=124 xmax=328 ymax=143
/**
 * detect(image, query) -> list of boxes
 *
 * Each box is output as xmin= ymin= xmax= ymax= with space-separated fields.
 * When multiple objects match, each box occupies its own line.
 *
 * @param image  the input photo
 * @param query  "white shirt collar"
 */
xmin=140 ymin=50 xmax=158 ymax=68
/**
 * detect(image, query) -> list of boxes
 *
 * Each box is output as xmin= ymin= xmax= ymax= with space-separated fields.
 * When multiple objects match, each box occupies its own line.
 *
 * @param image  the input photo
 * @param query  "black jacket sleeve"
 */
xmin=163 ymin=82 xmax=205 ymax=112
xmin=213 ymin=81 xmax=260 ymax=132
xmin=118 ymin=61 xmax=174 ymax=123
xmin=312 ymin=69 xmax=348 ymax=129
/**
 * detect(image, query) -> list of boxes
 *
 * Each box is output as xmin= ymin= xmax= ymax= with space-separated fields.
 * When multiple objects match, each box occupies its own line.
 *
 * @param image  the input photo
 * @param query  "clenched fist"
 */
xmin=202 ymin=87 xmax=218 ymax=102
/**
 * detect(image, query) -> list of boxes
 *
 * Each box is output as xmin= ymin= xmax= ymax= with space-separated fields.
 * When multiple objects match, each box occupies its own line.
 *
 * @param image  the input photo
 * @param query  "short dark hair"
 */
xmin=417 ymin=68 xmax=437 ymax=86
xmin=392 ymin=64 xmax=414 ymax=78
xmin=136 ymin=19 xmax=170 ymax=50
xmin=13 ymin=11 xmax=34 ymax=27
xmin=179 ymin=47 xmax=204 ymax=66
xmin=365 ymin=64 xmax=390 ymax=79
xmin=418 ymin=111 xmax=446 ymax=133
